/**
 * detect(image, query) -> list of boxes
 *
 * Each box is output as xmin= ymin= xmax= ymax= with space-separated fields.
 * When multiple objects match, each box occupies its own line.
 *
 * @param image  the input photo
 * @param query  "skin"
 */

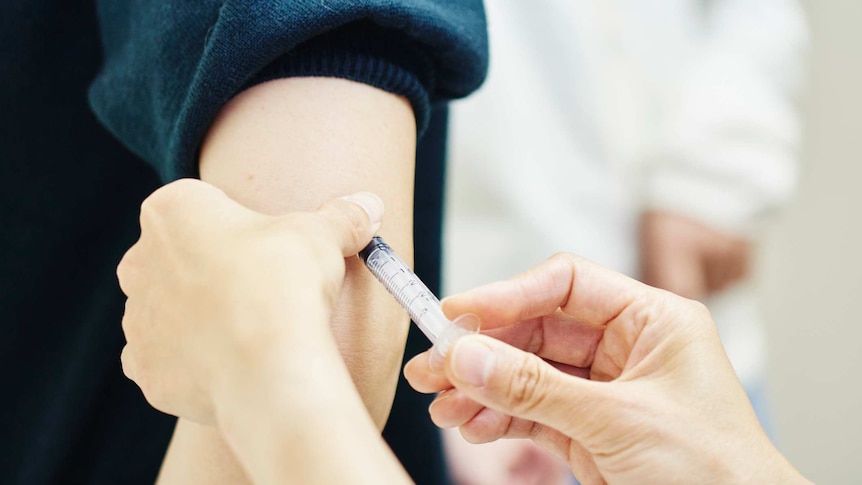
xmin=640 ymin=211 xmax=751 ymax=300
xmin=119 ymin=180 xmax=412 ymax=485
xmin=405 ymin=253 xmax=809 ymax=485
xmin=155 ymin=77 xmax=417 ymax=483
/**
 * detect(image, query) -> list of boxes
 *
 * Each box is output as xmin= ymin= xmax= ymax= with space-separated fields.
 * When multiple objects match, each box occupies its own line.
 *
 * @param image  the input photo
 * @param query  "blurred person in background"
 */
xmin=443 ymin=1 xmax=808 ymax=483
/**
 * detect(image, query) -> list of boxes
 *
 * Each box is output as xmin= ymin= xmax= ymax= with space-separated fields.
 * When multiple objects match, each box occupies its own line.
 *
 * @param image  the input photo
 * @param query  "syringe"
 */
xmin=359 ymin=236 xmax=475 ymax=363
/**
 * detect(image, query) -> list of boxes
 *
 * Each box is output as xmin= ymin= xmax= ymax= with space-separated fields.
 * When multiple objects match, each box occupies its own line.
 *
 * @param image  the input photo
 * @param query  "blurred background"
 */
xmin=442 ymin=1 xmax=861 ymax=483
xmin=760 ymin=0 xmax=862 ymax=482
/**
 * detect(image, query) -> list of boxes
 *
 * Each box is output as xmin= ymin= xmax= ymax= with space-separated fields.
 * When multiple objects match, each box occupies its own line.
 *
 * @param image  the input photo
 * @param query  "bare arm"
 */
xmin=157 ymin=77 xmax=417 ymax=483
xmin=212 ymin=300 xmax=416 ymax=485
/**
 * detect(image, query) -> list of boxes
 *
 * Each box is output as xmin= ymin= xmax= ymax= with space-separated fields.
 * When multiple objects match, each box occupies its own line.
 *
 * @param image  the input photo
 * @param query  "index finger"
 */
xmin=443 ymin=253 xmax=649 ymax=330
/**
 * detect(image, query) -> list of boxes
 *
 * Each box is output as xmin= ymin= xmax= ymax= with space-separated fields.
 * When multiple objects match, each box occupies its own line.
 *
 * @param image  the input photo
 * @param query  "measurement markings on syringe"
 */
xmin=360 ymin=236 xmax=474 ymax=355
xmin=368 ymin=255 xmax=436 ymax=319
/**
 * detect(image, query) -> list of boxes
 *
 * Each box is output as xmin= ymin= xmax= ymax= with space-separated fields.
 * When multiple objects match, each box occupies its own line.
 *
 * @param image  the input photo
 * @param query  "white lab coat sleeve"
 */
xmin=640 ymin=0 xmax=809 ymax=236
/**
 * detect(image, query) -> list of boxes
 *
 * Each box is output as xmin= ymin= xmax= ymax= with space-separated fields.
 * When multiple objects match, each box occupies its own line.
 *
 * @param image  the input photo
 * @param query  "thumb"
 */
xmin=315 ymin=192 xmax=384 ymax=256
xmin=445 ymin=334 xmax=607 ymax=439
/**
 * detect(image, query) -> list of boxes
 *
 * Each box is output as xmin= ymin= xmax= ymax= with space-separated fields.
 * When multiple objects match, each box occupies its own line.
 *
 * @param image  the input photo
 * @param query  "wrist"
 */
xmin=203 ymin=283 xmax=336 ymax=406
xmin=211 ymin=342 xmax=352 ymax=479
xmin=722 ymin=434 xmax=811 ymax=485
xmin=211 ymin=342 xmax=410 ymax=485
xmin=753 ymin=447 xmax=812 ymax=485
xmin=210 ymin=331 xmax=339 ymax=423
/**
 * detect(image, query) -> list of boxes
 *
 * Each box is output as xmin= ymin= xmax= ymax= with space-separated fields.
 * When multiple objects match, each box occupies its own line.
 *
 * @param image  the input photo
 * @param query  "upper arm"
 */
xmin=199 ymin=76 xmax=417 ymax=425
xmin=200 ymin=77 xmax=416 ymax=230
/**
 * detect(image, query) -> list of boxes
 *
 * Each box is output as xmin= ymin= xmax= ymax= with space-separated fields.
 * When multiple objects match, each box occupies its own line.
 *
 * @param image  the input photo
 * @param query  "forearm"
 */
xmin=727 ymin=437 xmax=812 ymax=485
xmin=214 ymin=340 xmax=413 ymax=485
xmin=156 ymin=421 xmax=251 ymax=484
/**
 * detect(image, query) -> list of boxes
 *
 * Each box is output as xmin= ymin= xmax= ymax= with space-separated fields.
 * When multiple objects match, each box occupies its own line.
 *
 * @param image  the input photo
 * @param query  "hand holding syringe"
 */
xmin=359 ymin=236 xmax=477 ymax=365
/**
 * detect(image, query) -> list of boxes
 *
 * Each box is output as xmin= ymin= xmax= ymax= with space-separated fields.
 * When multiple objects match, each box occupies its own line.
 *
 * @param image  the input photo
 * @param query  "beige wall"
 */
xmin=759 ymin=1 xmax=862 ymax=482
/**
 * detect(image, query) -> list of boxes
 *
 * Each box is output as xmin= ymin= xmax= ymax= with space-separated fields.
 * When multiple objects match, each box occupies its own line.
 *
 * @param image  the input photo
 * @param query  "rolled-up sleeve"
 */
xmin=88 ymin=1 xmax=488 ymax=180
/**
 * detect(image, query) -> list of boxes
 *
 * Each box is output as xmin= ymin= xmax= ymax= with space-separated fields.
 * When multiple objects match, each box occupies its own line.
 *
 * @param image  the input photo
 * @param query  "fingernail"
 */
xmin=342 ymin=192 xmax=384 ymax=231
xmin=452 ymin=313 xmax=481 ymax=333
xmin=451 ymin=337 xmax=495 ymax=387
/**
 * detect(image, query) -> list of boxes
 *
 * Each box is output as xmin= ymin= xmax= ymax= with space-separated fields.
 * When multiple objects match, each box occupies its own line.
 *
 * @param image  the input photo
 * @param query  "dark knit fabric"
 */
xmin=0 ymin=0 xmax=487 ymax=483
xmin=250 ymin=20 xmax=438 ymax=131
xmin=89 ymin=0 xmax=488 ymax=180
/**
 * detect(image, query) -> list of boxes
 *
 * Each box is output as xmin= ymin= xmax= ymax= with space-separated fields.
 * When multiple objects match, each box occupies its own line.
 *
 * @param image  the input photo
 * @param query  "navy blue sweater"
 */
xmin=0 ymin=0 xmax=487 ymax=483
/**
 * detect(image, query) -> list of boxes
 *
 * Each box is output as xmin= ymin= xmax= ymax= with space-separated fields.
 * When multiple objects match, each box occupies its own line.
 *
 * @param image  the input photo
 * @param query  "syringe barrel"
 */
xmin=359 ymin=237 xmax=452 ymax=344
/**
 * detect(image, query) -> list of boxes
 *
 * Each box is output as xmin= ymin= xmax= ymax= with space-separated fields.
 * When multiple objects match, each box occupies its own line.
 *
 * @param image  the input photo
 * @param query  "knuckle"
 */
xmin=506 ymin=356 xmax=549 ymax=414
xmin=459 ymin=425 xmax=487 ymax=444
xmin=547 ymin=252 xmax=584 ymax=276
xmin=290 ymin=214 xmax=347 ymax=265
xmin=687 ymin=299 xmax=712 ymax=322
xmin=281 ymin=236 xmax=343 ymax=302
xmin=120 ymin=304 xmax=132 ymax=335
xmin=524 ymin=321 xmax=545 ymax=354
xmin=548 ymin=252 xmax=578 ymax=265
xmin=459 ymin=410 xmax=506 ymax=444
xmin=331 ymin=201 xmax=368 ymax=246
xmin=141 ymin=386 xmax=166 ymax=414
xmin=653 ymin=292 xmax=714 ymax=332
xmin=319 ymin=261 xmax=345 ymax=302
xmin=116 ymin=247 xmax=137 ymax=291
xmin=689 ymin=300 xmax=715 ymax=327
xmin=286 ymin=228 xmax=314 ymax=256
xmin=141 ymin=187 xmax=171 ymax=213
xmin=167 ymin=178 xmax=201 ymax=193
xmin=139 ymin=193 xmax=169 ymax=230
xmin=138 ymin=200 xmax=154 ymax=229
xmin=286 ymin=212 xmax=317 ymax=234
xmin=116 ymin=261 xmax=129 ymax=293
xmin=120 ymin=347 xmax=131 ymax=375
xmin=279 ymin=219 xmax=322 ymax=256
xmin=293 ymin=217 xmax=333 ymax=250
xmin=140 ymin=179 xmax=200 ymax=225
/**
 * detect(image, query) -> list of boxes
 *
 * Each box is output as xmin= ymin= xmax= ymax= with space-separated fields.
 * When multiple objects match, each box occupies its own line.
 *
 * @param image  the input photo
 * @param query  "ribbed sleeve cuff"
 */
xmin=246 ymin=20 xmax=436 ymax=134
